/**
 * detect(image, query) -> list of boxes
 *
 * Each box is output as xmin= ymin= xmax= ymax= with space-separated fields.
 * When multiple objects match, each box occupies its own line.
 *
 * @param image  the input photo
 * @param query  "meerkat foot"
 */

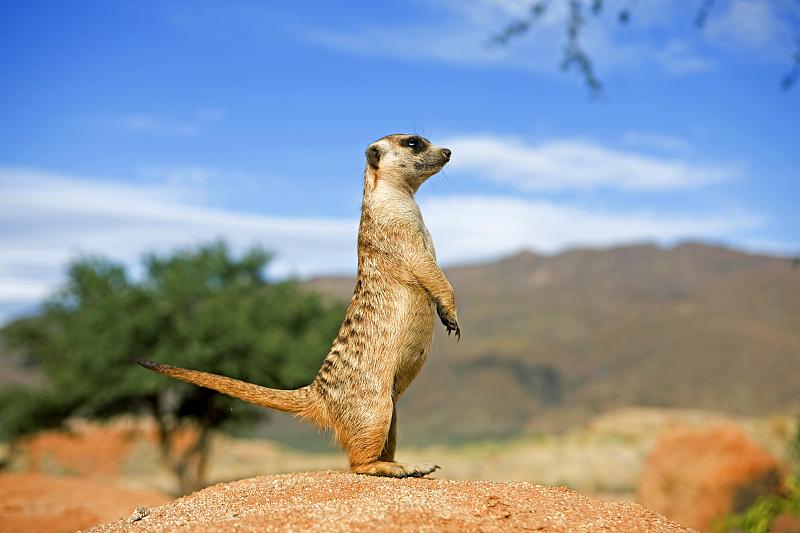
xmin=352 ymin=461 xmax=440 ymax=478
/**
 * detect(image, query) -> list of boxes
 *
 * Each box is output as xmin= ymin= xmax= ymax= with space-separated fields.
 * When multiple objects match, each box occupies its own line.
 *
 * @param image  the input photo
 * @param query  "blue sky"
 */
xmin=1 ymin=0 xmax=799 ymax=323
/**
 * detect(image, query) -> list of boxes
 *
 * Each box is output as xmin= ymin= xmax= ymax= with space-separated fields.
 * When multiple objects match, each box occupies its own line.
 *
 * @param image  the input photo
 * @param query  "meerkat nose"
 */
xmin=441 ymin=148 xmax=451 ymax=161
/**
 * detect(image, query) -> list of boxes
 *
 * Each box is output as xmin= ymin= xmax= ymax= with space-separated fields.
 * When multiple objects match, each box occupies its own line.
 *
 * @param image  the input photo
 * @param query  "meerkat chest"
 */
xmin=363 ymin=192 xmax=438 ymax=282
xmin=406 ymin=201 xmax=436 ymax=258
xmin=421 ymin=224 xmax=436 ymax=259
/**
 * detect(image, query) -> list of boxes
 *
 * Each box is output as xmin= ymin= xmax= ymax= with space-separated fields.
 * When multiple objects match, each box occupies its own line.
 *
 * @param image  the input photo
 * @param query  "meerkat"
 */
xmin=138 ymin=134 xmax=459 ymax=478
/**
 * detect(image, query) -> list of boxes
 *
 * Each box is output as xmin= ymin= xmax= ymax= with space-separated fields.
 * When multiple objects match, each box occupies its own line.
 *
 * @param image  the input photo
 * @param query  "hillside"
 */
xmin=304 ymin=242 xmax=800 ymax=443
xmin=87 ymin=471 xmax=691 ymax=532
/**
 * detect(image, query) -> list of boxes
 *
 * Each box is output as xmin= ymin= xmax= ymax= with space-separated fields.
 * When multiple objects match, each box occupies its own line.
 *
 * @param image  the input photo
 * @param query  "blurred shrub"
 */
xmin=721 ymin=418 xmax=800 ymax=533
xmin=0 ymin=241 xmax=345 ymax=492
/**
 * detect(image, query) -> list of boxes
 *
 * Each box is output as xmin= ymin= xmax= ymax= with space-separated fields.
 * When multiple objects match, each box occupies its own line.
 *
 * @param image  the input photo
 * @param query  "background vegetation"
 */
xmin=0 ymin=242 xmax=344 ymax=492
xmin=722 ymin=419 xmax=800 ymax=533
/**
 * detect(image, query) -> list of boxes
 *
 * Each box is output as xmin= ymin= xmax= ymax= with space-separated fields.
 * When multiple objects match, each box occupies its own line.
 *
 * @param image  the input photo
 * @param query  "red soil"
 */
xmin=16 ymin=418 xmax=199 ymax=478
xmin=0 ymin=472 xmax=171 ymax=533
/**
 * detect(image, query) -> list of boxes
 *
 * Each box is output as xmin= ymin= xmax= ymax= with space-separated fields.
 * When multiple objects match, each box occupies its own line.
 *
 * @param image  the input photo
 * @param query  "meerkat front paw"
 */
xmin=436 ymin=303 xmax=461 ymax=341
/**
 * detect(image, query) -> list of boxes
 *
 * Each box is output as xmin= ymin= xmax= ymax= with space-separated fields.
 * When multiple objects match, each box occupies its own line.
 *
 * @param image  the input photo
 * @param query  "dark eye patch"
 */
xmin=403 ymin=136 xmax=428 ymax=154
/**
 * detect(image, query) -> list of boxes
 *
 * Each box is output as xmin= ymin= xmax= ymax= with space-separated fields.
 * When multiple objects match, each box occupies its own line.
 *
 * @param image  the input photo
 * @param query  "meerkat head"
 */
xmin=365 ymin=134 xmax=451 ymax=193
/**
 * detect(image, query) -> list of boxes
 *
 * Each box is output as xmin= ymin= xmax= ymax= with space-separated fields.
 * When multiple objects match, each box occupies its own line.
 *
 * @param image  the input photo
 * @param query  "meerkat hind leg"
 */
xmin=349 ymin=406 xmax=440 ymax=478
xmin=378 ymin=405 xmax=398 ymax=462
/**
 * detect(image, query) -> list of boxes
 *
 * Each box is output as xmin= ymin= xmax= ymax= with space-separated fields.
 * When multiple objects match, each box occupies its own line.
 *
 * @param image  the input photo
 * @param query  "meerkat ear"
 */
xmin=366 ymin=146 xmax=381 ymax=169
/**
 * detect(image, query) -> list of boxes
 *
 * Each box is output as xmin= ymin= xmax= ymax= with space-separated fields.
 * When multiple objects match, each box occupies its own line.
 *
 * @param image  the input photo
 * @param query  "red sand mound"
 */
xmin=88 ymin=471 xmax=691 ymax=532
xmin=638 ymin=424 xmax=783 ymax=532
xmin=0 ymin=472 xmax=171 ymax=533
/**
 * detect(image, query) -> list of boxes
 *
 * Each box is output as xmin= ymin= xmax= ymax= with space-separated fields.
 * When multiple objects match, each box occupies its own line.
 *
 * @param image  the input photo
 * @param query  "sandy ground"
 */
xmin=3 ymin=409 xmax=791 ymax=531
xmin=0 ymin=473 xmax=171 ymax=533
xmin=88 ymin=471 xmax=693 ymax=532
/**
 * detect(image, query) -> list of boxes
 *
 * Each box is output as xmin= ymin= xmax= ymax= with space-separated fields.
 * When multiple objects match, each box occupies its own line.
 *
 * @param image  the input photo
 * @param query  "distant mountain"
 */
xmin=306 ymin=242 xmax=800 ymax=443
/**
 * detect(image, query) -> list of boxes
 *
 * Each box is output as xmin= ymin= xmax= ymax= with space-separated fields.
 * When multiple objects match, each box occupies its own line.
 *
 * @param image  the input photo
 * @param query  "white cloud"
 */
xmin=704 ymin=0 xmax=798 ymax=58
xmin=441 ymin=134 xmax=737 ymax=191
xmin=737 ymin=238 xmax=800 ymax=257
xmin=121 ymin=114 xmax=160 ymax=131
xmin=620 ymin=132 xmax=691 ymax=153
xmin=651 ymin=39 xmax=715 ymax=74
xmin=0 ymin=279 xmax=50 ymax=301
xmin=0 ymin=167 xmax=358 ymax=323
xmin=300 ymin=0 xmax=800 ymax=78
xmin=299 ymin=0 xmax=716 ymax=76
xmin=299 ymin=0 xmax=561 ymax=70
xmin=0 ymin=168 xmax=356 ymax=276
xmin=119 ymin=108 xmax=226 ymax=136
xmin=421 ymin=195 xmax=760 ymax=265
xmin=0 ymin=163 xmax=764 ymax=324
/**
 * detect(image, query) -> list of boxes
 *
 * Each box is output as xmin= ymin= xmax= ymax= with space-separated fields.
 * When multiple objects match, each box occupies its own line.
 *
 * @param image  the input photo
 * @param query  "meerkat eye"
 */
xmin=404 ymin=136 xmax=426 ymax=153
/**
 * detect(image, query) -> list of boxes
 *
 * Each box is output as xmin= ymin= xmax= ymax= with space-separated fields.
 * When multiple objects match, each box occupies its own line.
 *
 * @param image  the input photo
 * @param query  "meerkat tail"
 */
xmin=136 ymin=358 xmax=312 ymax=415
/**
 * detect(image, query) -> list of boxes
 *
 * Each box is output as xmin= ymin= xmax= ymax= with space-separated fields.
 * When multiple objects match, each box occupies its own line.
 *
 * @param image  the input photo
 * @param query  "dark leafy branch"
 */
xmin=562 ymin=0 xmax=603 ymax=95
xmin=781 ymin=34 xmax=800 ymax=90
xmin=491 ymin=0 xmax=799 ymax=95
xmin=491 ymin=1 xmax=549 ymax=46
xmin=694 ymin=0 xmax=717 ymax=28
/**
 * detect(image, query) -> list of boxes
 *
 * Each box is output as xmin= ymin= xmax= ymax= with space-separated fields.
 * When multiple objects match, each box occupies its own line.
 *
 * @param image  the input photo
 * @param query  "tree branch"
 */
xmin=491 ymin=1 xmax=549 ymax=46
xmin=561 ymin=0 xmax=603 ymax=95
xmin=781 ymin=34 xmax=800 ymax=91
xmin=694 ymin=0 xmax=717 ymax=28
xmin=490 ymin=0 xmax=797 ymax=94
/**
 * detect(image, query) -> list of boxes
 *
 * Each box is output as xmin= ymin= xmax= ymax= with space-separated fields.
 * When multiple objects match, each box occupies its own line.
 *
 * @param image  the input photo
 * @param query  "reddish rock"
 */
xmin=638 ymin=424 xmax=783 ymax=532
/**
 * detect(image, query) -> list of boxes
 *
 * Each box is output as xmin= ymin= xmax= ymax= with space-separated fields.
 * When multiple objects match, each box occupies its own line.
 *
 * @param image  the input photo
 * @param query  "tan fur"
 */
xmin=138 ymin=134 xmax=459 ymax=478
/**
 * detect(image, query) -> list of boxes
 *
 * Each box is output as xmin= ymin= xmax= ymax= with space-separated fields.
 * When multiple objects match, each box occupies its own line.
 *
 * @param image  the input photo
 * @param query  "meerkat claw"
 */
xmin=444 ymin=319 xmax=460 ymax=341
xmin=437 ymin=305 xmax=459 ymax=340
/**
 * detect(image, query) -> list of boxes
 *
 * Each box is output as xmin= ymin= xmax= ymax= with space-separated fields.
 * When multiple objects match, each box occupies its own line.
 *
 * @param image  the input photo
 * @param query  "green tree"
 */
xmin=0 ymin=242 xmax=344 ymax=493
